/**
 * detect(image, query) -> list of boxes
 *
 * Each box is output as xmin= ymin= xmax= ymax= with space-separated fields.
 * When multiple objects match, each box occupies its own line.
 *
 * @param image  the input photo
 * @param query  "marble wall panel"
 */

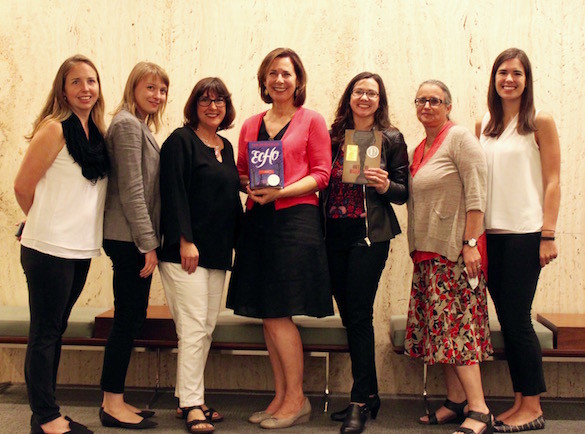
xmin=1 ymin=0 xmax=584 ymax=397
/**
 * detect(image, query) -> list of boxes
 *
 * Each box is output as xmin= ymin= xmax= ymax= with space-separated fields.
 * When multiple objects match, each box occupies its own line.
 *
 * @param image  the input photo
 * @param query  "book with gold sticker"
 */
xmin=342 ymin=129 xmax=382 ymax=184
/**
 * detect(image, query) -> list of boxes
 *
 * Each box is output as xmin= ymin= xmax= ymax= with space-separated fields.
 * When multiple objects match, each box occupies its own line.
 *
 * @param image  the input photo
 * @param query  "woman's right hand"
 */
xmin=140 ymin=249 xmax=158 ymax=278
xmin=180 ymin=236 xmax=199 ymax=274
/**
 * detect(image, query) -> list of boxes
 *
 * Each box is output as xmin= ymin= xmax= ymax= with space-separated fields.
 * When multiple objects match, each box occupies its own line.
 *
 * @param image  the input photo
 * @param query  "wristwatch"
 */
xmin=463 ymin=238 xmax=477 ymax=247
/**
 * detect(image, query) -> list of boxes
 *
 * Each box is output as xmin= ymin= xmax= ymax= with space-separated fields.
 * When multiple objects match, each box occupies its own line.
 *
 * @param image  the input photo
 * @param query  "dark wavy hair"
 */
xmin=257 ymin=47 xmax=306 ymax=107
xmin=184 ymin=77 xmax=235 ymax=131
xmin=330 ymin=72 xmax=394 ymax=150
xmin=484 ymin=48 xmax=536 ymax=138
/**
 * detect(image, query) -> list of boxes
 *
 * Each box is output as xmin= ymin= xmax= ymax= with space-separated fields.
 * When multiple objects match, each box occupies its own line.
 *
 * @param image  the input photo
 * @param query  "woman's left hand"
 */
xmin=463 ymin=245 xmax=482 ymax=279
xmin=246 ymin=185 xmax=282 ymax=205
xmin=540 ymin=239 xmax=558 ymax=267
xmin=364 ymin=168 xmax=390 ymax=194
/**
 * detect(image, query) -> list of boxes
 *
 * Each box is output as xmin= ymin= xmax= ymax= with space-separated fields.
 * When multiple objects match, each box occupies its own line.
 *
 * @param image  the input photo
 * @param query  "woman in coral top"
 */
xmin=227 ymin=47 xmax=332 ymax=430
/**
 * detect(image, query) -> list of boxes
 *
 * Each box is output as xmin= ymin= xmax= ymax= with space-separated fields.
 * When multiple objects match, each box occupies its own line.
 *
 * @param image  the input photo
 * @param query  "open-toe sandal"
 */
xmin=178 ymin=406 xmax=223 ymax=423
xmin=420 ymin=399 xmax=468 ymax=425
xmin=202 ymin=407 xmax=223 ymax=423
xmin=184 ymin=406 xmax=215 ymax=434
xmin=453 ymin=410 xmax=493 ymax=434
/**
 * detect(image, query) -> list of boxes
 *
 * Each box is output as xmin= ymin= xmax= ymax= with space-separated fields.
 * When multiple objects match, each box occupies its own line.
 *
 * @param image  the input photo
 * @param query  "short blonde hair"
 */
xmin=114 ymin=62 xmax=169 ymax=133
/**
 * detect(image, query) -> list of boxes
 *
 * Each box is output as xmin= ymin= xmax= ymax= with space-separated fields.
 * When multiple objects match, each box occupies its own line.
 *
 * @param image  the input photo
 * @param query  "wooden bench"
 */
xmin=0 ymin=305 xmax=348 ymax=409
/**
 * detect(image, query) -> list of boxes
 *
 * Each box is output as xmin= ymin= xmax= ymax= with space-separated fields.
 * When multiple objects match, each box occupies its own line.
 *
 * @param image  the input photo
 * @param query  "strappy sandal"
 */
xmin=420 ymin=399 xmax=468 ymax=425
xmin=177 ymin=403 xmax=223 ymax=422
xmin=184 ymin=406 xmax=215 ymax=434
xmin=202 ymin=407 xmax=223 ymax=423
xmin=453 ymin=410 xmax=493 ymax=434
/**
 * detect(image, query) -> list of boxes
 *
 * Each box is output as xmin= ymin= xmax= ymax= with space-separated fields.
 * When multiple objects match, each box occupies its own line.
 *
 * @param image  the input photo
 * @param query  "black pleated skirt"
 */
xmin=227 ymin=203 xmax=333 ymax=319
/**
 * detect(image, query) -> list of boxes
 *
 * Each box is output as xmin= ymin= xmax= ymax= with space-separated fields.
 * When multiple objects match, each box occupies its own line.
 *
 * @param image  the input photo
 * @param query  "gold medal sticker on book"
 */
xmin=342 ymin=130 xmax=382 ymax=184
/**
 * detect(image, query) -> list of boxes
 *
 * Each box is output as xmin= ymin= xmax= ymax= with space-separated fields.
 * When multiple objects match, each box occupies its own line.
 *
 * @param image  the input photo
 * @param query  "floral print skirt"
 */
xmin=404 ymin=255 xmax=492 ymax=365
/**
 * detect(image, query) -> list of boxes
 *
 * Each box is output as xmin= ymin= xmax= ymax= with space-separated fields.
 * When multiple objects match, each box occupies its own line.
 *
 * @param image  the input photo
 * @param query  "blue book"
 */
xmin=248 ymin=140 xmax=284 ymax=189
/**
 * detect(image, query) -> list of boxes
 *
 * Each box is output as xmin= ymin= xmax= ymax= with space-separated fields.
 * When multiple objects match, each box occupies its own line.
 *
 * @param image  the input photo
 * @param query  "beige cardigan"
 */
xmin=407 ymin=125 xmax=487 ymax=262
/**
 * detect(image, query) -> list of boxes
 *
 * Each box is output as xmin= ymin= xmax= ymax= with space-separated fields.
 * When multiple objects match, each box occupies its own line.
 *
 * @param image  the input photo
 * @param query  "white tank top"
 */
xmin=480 ymin=112 xmax=543 ymax=233
xmin=21 ymin=146 xmax=108 ymax=259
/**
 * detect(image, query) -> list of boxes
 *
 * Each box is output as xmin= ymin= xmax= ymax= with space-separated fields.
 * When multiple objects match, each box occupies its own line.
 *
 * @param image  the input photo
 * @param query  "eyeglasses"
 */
xmin=198 ymin=96 xmax=226 ymax=107
xmin=414 ymin=97 xmax=443 ymax=107
xmin=351 ymin=89 xmax=379 ymax=99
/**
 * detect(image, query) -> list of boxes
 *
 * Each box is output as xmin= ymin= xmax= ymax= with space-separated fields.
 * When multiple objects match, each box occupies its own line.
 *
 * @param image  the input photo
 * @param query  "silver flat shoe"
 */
xmin=248 ymin=410 xmax=273 ymax=424
xmin=260 ymin=398 xmax=311 ymax=429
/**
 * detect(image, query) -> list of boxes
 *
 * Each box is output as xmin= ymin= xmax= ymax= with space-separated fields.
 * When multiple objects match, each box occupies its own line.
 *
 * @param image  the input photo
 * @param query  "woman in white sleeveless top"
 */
xmin=14 ymin=55 xmax=109 ymax=434
xmin=477 ymin=48 xmax=560 ymax=433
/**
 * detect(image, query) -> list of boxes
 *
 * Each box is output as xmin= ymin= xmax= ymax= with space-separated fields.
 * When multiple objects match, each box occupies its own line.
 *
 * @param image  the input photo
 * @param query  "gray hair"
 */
xmin=418 ymin=79 xmax=452 ymax=105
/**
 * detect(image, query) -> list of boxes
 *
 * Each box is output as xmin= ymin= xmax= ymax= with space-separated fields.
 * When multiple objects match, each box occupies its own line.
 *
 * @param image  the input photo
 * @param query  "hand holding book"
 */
xmin=246 ymin=185 xmax=282 ymax=205
xmin=364 ymin=168 xmax=390 ymax=194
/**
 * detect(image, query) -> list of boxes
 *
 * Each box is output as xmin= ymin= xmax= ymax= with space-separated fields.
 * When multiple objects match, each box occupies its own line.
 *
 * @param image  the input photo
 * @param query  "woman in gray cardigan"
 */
xmin=404 ymin=80 xmax=493 ymax=434
xmin=99 ymin=62 xmax=169 ymax=430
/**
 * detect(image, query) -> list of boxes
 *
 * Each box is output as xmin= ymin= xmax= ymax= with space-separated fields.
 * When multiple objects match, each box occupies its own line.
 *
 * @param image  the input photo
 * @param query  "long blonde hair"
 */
xmin=114 ymin=62 xmax=169 ymax=133
xmin=26 ymin=54 xmax=106 ymax=140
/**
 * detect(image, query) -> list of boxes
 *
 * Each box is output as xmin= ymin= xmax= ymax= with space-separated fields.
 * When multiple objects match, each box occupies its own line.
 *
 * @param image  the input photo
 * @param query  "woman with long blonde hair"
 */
xmin=15 ymin=54 xmax=109 ymax=434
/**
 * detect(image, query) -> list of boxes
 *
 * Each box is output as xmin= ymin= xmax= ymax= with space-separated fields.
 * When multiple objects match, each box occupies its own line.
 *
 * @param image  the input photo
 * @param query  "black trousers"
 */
xmin=487 ymin=232 xmax=546 ymax=396
xmin=21 ymin=246 xmax=91 ymax=426
xmin=326 ymin=220 xmax=389 ymax=403
xmin=100 ymin=240 xmax=152 ymax=393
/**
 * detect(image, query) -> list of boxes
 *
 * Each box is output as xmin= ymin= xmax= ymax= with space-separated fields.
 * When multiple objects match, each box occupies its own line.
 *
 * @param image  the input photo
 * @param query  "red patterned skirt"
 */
xmin=404 ymin=255 xmax=492 ymax=365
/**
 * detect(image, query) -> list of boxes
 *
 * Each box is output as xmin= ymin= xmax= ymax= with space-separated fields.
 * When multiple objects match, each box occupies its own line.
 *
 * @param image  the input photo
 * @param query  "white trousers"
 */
xmin=159 ymin=262 xmax=225 ymax=407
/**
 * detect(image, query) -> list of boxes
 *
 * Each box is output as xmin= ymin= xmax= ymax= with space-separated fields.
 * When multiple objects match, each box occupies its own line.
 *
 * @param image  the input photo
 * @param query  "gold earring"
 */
xmin=264 ymin=88 xmax=269 ymax=96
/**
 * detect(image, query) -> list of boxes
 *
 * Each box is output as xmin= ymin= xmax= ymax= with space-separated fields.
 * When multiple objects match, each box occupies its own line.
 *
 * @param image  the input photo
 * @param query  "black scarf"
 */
xmin=62 ymin=114 xmax=110 ymax=182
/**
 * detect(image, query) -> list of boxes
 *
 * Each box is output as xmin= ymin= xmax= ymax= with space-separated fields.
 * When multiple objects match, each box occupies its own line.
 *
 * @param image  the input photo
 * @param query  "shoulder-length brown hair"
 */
xmin=27 ymin=54 xmax=106 ymax=140
xmin=257 ymin=48 xmax=307 ymax=107
xmin=183 ymin=77 xmax=235 ymax=131
xmin=483 ymin=48 xmax=536 ymax=138
xmin=330 ymin=72 xmax=394 ymax=149
xmin=114 ymin=62 xmax=169 ymax=133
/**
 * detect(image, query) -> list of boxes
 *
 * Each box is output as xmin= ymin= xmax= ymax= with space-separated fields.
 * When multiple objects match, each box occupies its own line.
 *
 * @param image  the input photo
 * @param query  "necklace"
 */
xmin=194 ymin=127 xmax=222 ymax=162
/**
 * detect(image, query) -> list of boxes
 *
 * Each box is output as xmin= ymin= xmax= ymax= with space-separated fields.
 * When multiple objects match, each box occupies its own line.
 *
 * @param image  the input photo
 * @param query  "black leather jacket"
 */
xmin=320 ymin=129 xmax=409 ymax=244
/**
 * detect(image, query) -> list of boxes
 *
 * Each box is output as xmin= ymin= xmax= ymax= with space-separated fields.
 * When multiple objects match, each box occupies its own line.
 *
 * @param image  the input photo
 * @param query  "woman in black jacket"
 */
xmin=321 ymin=72 xmax=408 ymax=434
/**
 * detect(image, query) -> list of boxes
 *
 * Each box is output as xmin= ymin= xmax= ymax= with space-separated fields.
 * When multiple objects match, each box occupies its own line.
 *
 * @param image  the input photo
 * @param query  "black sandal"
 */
xmin=184 ymin=406 xmax=214 ymax=434
xmin=202 ymin=407 xmax=223 ymax=423
xmin=453 ymin=410 xmax=493 ymax=434
xmin=420 ymin=399 xmax=468 ymax=425
xmin=177 ymin=403 xmax=223 ymax=423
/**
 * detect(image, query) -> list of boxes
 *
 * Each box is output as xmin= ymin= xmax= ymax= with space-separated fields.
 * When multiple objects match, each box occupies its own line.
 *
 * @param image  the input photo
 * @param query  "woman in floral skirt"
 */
xmin=404 ymin=79 xmax=493 ymax=434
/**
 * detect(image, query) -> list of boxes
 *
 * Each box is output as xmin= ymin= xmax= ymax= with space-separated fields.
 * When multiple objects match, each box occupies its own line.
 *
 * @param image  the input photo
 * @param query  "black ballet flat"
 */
xmin=31 ymin=416 xmax=94 ymax=434
xmin=99 ymin=409 xmax=157 ymax=430
xmin=100 ymin=406 xmax=154 ymax=419
xmin=340 ymin=404 xmax=368 ymax=434
xmin=136 ymin=409 xmax=155 ymax=419
xmin=493 ymin=415 xmax=545 ymax=432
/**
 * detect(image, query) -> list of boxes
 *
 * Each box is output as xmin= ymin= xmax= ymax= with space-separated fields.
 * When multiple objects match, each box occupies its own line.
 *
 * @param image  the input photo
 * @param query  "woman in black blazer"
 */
xmin=320 ymin=72 xmax=408 ymax=434
xmin=100 ymin=62 xmax=169 ymax=430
